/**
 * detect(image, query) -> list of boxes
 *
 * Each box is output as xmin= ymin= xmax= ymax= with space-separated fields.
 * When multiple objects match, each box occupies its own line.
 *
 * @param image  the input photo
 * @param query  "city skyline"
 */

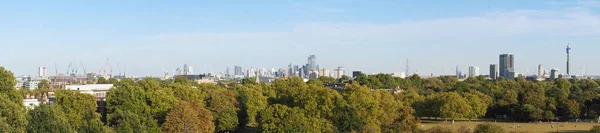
xmin=1 ymin=1 xmax=599 ymax=76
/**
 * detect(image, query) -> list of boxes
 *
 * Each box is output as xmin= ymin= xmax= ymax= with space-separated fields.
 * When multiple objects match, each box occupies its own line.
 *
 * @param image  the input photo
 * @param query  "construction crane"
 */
xmin=80 ymin=61 xmax=87 ymax=74
xmin=117 ymin=63 xmax=122 ymax=77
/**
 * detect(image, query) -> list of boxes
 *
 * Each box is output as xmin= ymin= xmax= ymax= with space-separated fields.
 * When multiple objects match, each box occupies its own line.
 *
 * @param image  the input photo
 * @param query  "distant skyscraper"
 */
xmin=183 ymin=64 xmax=193 ymax=75
xmin=234 ymin=66 xmax=243 ymax=76
xmin=456 ymin=66 xmax=462 ymax=78
xmin=38 ymin=67 xmax=47 ymax=77
xmin=318 ymin=68 xmax=328 ymax=78
xmin=538 ymin=64 xmax=544 ymax=77
xmin=550 ymin=69 xmax=559 ymax=80
xmin=490 ymin=64 xmax=498 ymax=80
xmin=307 ymin=55 xmax=317 ymax=71
xmin=334 ymin=67 xmax=345 ymax=79
xmin=468 ymin=66 xmax=480 ymax=77
xmin=566 ymin=45 xmax=571 ymax=76
xmin=499 ymin=54 xmax=514 ymax=79
xmin=225 ymin=66 xmax=231 ymax=77
xmin=293 ymin=65 xmax=299 ymax=77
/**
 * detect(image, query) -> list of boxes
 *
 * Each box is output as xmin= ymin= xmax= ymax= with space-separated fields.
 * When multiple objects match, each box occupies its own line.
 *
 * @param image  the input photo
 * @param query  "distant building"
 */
xmin=499 ymin=54 xmax=515 ymax=79
xmin=550 ymin=69 xmax=559 ymax=80
xmin=468 ymin=66 xmax=480 ymax=77
xmin=334 ymin=67 xmax=345 ymax=79
xmin=538 ymin=64 xmax=544 ymax=78
xmin=234 ymin=66 xmax=243 ymax=76
xmin=23 ymin=77 xmax=44 ymax=90
xmin=307 ymin=55 xmax=317 ymax=71
xmin=183 ymin=64 xmax=193 ymax=75
xmin=352 ymin=71 xmax=362 ymax=78
xmin=490 ymin=64 xmax=498 ymax=79
xmin=318 ymin=68 xmax=329 ymax=78
xmin=38 ymin=67 xmax=47 ymax=78
xmin=309 ymin=70 xmax=318 ymax=79
xmin=65 ymin=84 xmax=114 ymax=101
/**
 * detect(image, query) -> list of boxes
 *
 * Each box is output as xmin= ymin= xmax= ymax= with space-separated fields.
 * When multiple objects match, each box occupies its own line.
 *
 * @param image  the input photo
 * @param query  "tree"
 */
xmin=337 ymin=75 xmax=350 ymax=83
xmin=0 ymin=67 xmax=27 ymax=132
xmin=567 ymin=100 xmax=581 ymax=119
xmin=438 ymin=92 xmax=472 ymax=120
xmin=162 ymin=101 xmax=215 ymax=133
xmin=464 ymin=91 xmax=492 ymax=120
xmin=237 ymin=85 xmax=268 ymax=127
xmin=258 ymin=104 xmax=312 ymax=133
xmin=341 ymin=83 xmax=382 ymax=132
xmin=171 ymin=83 xmax=206 ymax=103
xmin=97 ymin=77 xmax=109 ymax=84
xmin=591 ymin=125 xmax=600 ymax=133
xmin=317 ymin=76 xmax=336 ymax=84
xmin=26 ymin=104 xmax=74 ymax=133
xmin=205 ymin=88 xmax=239 ymax=132
xmin=105 ymin=83 xmax=160 ymax=132
xmin=141 ymin=78 xmax=178 ymax=125
xmin=333 ymin=103 xmax=365 ymax=132
xmin=54 ymin=90 xmax=98 ymax=130
xmin=78 ymin=111 xmax=113 ymax=133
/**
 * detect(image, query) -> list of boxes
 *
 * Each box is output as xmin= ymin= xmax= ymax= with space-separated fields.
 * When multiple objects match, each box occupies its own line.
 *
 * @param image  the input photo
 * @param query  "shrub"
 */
xmin=591 ymin=125 xmax=600 ymax=133
xmin=422 ymin=126 xmax=456 ymax=133
xmin=474 ymin=123 xmax=504 ymax=133
xmin=457 ymin=126 xmax=472 ymax=133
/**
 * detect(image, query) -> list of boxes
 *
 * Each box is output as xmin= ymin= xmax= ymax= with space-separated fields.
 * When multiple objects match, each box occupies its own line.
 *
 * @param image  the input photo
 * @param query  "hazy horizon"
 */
xmin=1 ymin=0 xmax=599 ymax=77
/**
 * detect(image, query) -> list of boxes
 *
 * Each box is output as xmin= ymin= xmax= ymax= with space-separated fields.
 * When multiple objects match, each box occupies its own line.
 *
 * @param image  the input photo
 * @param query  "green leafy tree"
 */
xmin=464 ymin=91 xmax=492 ymax=120
xmin=97 ymin=77 xmax=109 ymax=84
xmin=258 ymin=104 xmax=312 ymax=133
xmin=341 ymin=83 xmax=382 ymax=132
xmin=78 ymin=111 xmax=113 ymax=133
xmin=0 ymin=67 xmax=27 ymax=132
xmin=205 ymin=88 xmax=239 ymax=132
xmin=438 ymin=92 xmax=472 ymax=120
xmin=105 ymin=83 xmax=160 ymax=132
xmin=162 ymin=101 xmax=215 ymax=133
xmin=337 ymin=75 xmax=350 ymax=83
xmin=54 ymin=90 xmax=98 ymax=130
xmin=26 ymin=104 xmax=74 ymax=133
xmin=237 ymin=85 xmax=268 ymax=127
xmin=140 ymin=79 xmax=178 ymax=125
xmin=317 ymin=76 xmax=336 ymax=84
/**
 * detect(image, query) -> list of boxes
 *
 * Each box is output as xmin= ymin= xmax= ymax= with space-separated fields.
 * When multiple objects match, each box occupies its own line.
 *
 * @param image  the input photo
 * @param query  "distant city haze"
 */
xmin=1 ymin=0 xmax=599 ymax=76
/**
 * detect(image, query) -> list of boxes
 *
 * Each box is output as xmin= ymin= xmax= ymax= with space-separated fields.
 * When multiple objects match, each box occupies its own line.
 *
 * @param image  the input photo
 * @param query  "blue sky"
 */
xmin=1 ymin=0 xmax=599 ymax=76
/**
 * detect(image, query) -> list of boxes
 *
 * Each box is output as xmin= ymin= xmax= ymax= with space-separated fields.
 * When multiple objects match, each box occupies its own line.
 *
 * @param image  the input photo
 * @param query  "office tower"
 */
xmin=234 ymin=66 xmax=243 ymax=76
xmin=318 ymin=68 xmax=329 ymax=78
xmin=550 ymin=69 xmax=559 ymax=80
xmin=499 ymin=54 xmax=514 ymax=78
xmin=38 ymin=67 xmax=47 ymax=77
xmin=303 ymin=64 xmax=309 ymax=77
xmin=334 ymin=67 xmax=345 ymax=79
xmin=299 ymin=67 xmax=305 ymax=78
xmin=183 ymin=64 xmax=192 ymax=75
xmin=538 ymin=64 xmax=544 ymax=77
xmin=352 ymin=71 xmax=362 ymax=78
xmin=288 ymin=64 xmax=293 ymax=77
xmin=225 ymin=66 xmax=230 ymax=77
xmin=490 ymin=64 xmax=498 ymax=79
xmin=307 ymin=55 xmax=317 ymax=71
xmin=456 ymin=66 xmax=462 ymax=78
xmin=293 ymin=65 xmax=299 ymax=77
xmin=566 ymin=45 xmax=571 ymax=76
xmin=468 ymin=66 xmax=480 ymax=77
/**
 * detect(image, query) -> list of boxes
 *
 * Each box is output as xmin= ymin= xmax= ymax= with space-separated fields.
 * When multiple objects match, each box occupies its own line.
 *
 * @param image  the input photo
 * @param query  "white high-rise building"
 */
xmin=334 ymin=67 xmax=345 ymax=79
xmin=38 ymin=67 xmax=47 ymax=77
xmin=468 ymin=66 xmax=480 ymax=77
xmin=538 ymin=64 xmax=544 ymax=77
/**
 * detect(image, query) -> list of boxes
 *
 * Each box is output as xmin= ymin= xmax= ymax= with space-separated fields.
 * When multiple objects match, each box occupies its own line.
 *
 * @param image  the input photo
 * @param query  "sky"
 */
xmin=1 ymin=0 xmax=599 ymax=77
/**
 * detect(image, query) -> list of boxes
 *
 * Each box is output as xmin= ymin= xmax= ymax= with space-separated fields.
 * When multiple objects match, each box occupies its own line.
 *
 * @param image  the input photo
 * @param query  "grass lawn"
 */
xmin=421 ymin=121 xmax=599 ymax=133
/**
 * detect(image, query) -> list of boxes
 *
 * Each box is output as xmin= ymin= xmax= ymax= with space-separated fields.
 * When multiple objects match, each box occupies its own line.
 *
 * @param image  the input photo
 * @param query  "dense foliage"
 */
xmin=3 ymin=65 xmax=600 ymax=132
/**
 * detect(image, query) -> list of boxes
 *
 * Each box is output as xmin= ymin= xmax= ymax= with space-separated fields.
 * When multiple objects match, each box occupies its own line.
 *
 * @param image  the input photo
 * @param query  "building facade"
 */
xmin=490 ymin=64 xmax=498 ymax=79
xmin=499 ymin=54 xmax=515 ymax=79
xmin=468 ymin=66 xmax=480 ymax=77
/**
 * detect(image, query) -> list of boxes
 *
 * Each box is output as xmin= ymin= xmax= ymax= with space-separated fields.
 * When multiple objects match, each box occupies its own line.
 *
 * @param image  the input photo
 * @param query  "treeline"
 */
xmin=3 ymin=64 xmax=600 ymax=132
xmin=0 ymin=67 xmax=421 ymax=132
xmin=350 ymin=73 xmax=600 ymax=122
